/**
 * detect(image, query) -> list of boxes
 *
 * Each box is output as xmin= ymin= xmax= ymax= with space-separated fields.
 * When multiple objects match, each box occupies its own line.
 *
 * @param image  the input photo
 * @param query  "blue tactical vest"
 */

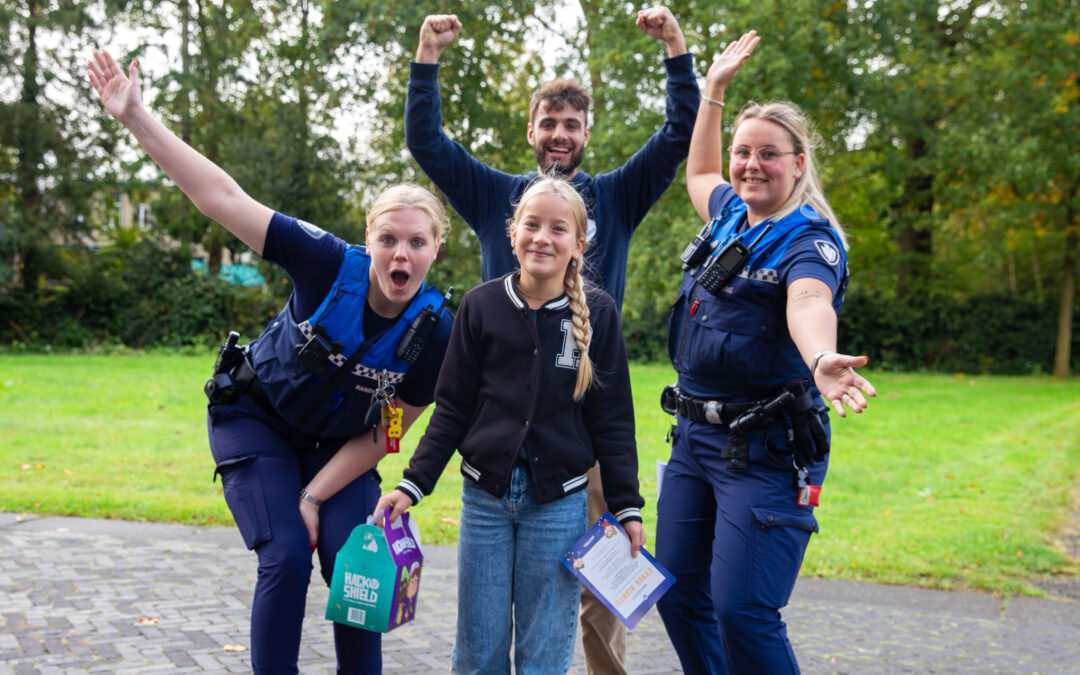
xmin=248 ymin=246 xmax=447 ymax=438
xmin=669 ymin=201 xmax=848 ymax=399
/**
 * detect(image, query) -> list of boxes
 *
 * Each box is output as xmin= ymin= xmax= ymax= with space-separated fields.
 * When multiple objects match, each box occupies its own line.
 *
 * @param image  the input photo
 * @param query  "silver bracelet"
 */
xmin=810 ymin=350 xmax=835 ymax=377
xmin=299 ymin=488 xmax=323 ymax=508
xmin=702 ymin=94 xmax=725 ymax=108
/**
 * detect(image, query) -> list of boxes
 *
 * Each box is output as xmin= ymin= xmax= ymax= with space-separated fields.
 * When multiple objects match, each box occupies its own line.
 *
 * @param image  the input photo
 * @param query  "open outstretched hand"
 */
xmin=88 ymin=49 xmax=141 ymax=123
xmin=705 ymin=30 xmax=760 ymax=91
xmin=813 ymin=353 xmax=877 ymax=417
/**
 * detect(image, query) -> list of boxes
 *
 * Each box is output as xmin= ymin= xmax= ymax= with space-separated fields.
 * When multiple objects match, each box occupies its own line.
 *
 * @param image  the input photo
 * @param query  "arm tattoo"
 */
xmin=790 ymin=289 xmax=825 ymax=304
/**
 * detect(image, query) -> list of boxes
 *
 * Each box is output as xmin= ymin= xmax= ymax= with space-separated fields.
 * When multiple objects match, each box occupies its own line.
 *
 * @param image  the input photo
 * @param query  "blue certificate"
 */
xmin=562 ymin=512 xmax=675 ymax=630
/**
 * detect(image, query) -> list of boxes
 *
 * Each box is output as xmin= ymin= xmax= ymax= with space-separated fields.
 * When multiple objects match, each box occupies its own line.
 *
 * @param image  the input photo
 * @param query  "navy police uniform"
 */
xmin=207 ymin=213 xmax=452 ymax=674
xmin=656 ymin=185 xmax=847 ymax=674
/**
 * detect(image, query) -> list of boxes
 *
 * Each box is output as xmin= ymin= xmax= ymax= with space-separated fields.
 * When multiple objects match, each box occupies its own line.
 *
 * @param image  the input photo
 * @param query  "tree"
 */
xmin=939 ymin=0 xmax=1080 ymax=376
xmin=0 ymin=0 xmax=99 ymax=302
xmin=844 ymin=0 xmax=1006 ymax=298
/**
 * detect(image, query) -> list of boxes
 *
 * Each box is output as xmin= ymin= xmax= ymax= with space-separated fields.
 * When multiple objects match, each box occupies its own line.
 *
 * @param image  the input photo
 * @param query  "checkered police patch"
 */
xmin=815 ymin=240 xmax=841 ymax=266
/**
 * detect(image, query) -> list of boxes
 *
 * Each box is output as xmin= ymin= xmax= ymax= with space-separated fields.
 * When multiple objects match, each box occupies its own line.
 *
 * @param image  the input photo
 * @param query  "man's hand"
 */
xmin=636 ymin=6 xmax=687 ymax=57
xmin=416 ymin=15 xmax=462 ymax=64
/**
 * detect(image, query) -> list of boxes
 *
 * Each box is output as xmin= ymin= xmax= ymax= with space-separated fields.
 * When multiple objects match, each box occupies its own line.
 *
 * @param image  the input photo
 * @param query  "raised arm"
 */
xmin=686 ymin=31 xmax=759 ymax=220
xmin=88 ymin=49 xmax=273 ymax=254
xmin=786 ymin=277 xmax=877 ymax=417
xmin=636 ymin=6 xmax=688 ymax=58
xmin=415 ymin=14 xmax=461 ymax=64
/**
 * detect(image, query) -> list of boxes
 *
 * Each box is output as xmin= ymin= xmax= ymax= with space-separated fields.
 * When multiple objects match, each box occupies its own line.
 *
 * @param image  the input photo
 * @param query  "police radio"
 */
xmin=396 ymin=287 xmax=454 ymax=364
xmin=696 ymin=223 xmax=773 ymax=296
xmin=680 ymin=218 xmax=720 ymax=272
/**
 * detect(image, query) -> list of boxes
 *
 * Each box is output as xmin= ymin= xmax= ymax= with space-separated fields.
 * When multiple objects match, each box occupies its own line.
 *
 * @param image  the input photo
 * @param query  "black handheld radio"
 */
xmin=396 ymin=287 xmax=455 ymax=364
xmin=696 ymin=223 xmax=773 ymax=295
xmin=680 ymin=218 xmax=720 ymax=272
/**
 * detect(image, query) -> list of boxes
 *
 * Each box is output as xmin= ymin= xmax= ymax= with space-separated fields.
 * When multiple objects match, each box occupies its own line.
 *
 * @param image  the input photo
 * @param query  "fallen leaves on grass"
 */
xmin=441 ymin=517 xmax=459 ymax=525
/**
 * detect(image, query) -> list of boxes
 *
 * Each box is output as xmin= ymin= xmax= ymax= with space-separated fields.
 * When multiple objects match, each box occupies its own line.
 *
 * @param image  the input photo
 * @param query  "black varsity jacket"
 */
xmin=397 ymin=274 xmax=643 ymax=524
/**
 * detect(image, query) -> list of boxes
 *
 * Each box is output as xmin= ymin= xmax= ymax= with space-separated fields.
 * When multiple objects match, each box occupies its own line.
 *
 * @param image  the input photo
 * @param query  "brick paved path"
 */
xmin=2 ymin=514 xmax=1078 ymax=673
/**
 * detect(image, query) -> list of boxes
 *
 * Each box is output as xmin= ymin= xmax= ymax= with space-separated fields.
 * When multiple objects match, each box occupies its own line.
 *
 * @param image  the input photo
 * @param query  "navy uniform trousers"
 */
xmin=208 ymin=394 xmax=381 ymax=674
xmin=655 ymin=415 xmax=828 ymax=675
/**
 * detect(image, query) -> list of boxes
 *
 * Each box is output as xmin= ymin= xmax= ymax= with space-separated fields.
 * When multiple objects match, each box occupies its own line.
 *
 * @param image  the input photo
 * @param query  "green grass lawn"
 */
xmin=2 ymin=353 xmax=1078 ymax=596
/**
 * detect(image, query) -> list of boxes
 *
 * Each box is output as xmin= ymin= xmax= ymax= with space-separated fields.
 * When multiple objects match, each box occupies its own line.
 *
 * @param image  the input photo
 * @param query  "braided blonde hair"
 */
xmin=510 ymin=176 xmax=595 ymax=400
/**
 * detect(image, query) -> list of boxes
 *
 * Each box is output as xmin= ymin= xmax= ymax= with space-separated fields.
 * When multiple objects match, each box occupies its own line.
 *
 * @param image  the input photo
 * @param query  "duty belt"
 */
xmin=661 ymin=385 xmax=754 ymax=426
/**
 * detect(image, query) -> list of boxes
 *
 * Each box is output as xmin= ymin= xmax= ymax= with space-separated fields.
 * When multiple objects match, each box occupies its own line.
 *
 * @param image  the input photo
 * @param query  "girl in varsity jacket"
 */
xmin=375 ymin=176 xmax=644 ymax=673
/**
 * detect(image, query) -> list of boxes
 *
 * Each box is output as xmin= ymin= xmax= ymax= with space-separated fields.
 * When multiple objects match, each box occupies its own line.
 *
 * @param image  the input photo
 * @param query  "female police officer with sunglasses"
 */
xmin=655 ymin=31 xmax=877 ymax=674
xmin=90 ymin=49 xmax=453 ymax=674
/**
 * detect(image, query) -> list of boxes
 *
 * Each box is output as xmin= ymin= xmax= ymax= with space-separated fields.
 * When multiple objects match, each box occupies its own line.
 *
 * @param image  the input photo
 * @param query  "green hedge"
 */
xmin=0 ymin=239 xmax=281 ymax=351
xmin=3 ymin=243 xmax=1077 ymax=376
xmin=622 ymin=290 xmax=1076 ymax=375
xmin=839 ymin=292 xmax=1079 ymax=375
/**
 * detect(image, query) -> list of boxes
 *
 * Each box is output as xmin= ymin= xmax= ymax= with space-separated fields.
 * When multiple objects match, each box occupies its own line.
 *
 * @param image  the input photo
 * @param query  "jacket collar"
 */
xmin=503 ymin=273 xmax=569 ymax=311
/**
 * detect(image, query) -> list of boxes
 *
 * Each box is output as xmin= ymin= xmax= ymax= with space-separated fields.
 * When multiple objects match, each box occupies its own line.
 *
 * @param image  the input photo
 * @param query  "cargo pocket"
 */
xmin=746 ymin=506 xmax=818 ymax=608
xmin=215 ymin=455 xmax=273 ymax=550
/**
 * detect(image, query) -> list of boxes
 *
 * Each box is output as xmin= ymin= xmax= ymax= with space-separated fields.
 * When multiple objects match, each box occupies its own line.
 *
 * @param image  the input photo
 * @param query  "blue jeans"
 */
xmin=208 ymin=396 xmax=382 ymax=674
xmin=453 ymin=467 xmax=587 ymax=675
xmin=655 ymin=417 xmax=826 ymax=675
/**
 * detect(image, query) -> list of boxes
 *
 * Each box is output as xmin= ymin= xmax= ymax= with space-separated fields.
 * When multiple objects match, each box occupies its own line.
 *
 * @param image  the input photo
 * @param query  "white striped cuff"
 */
xmin=397 ymin=479 xmax=425 ymax=506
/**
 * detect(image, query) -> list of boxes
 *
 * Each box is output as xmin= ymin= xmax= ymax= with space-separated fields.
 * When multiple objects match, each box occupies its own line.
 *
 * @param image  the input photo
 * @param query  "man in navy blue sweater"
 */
xmin=406 ymin=8 xmax=698 ymax=312
xmin=405 ymin=8 xmax=699 ymax=673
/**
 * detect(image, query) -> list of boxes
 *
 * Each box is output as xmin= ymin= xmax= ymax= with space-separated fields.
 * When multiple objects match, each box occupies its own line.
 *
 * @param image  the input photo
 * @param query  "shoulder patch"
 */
xmin=814 ymin=239 xmax=841 ymax=266
xmin=296 ymin=219 xmax=327 ymax=239
xmin=586 ymin=217 xmax=597 ymax=243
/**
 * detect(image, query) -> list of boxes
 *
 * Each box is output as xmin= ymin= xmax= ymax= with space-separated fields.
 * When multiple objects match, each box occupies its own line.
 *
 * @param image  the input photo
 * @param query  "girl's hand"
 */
xmin=623 ymin=521 xmax=646 ymax=557
xmin=372 ymin=490 xmax=413 ymax=526
xmin=299 ymin=499 xmax=319 ymax=552
xmin=88 ymin=49 xmax=141 ymax=124
xmin=813 ymin=353 xmax=877 ymax=417
xmin=704 ymin=30 xmax=760 ymax=93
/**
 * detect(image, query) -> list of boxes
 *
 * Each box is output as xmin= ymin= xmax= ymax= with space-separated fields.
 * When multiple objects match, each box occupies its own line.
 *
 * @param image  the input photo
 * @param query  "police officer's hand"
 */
xmin=416 ymin=15 xmax=461 ymax=64
xmin=372 ymin=489 xmax=413 ymax=527
xmin=88 ymin=49 xmax=143 ymax=125
xmin=299 ymin=498 xmax=319 ymax=552
xmin=704 ymin=30 xmax=760 ymax=95
xmin=623 ymin=520 xmax=646 ymax=558
xmin=636 ymin=7 xmax=687 ymax=57
xmin=814 ymin=353 xmax=877 ymax=417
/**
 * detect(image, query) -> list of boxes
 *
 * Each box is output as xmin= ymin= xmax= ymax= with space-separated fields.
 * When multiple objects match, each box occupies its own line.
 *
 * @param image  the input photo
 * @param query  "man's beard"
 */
xmin=534 ymin=145 xmax=584 ymax=176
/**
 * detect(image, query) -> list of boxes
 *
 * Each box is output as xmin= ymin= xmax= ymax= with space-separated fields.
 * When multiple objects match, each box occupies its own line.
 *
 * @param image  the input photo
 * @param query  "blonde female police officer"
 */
xmin=654 ymin=32 xmax=877 ymax=673
xmin=90 ymin=50 xmax=453 ymax=674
